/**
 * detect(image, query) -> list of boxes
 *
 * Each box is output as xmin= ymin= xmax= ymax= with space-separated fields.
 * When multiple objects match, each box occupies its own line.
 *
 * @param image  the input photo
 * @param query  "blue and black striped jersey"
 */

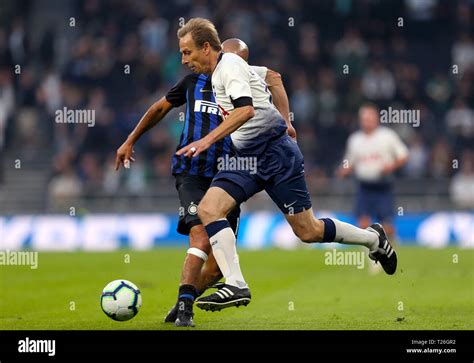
xmin=166 ymin=73 xmax=232 ymax=177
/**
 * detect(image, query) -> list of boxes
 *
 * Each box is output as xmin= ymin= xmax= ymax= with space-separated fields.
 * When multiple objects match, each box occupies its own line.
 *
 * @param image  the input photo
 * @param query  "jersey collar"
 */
xmin=217 ymin=51 xmax=224 ymax=64
xmin=211 ymin=51 xmax=224 ymax=75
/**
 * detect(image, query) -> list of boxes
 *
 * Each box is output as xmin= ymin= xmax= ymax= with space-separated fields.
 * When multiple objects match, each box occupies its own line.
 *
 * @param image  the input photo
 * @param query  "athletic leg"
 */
xmin=196 ymin=252 xmax=222 ymax=292
xmin=166 ymin=210 xmax=240 ymax=320
xmin=198 ymin=186 xmax=247 ymax=288
xmin=284 ymin=208 xmax=379 ymax=249
xmin=193 ymin=203 xmax=241 ymax=292
xmin=167 ymin=189 xmax=242 ymax=317
xmin=165 ymin=175 xmax=213 ymax=326
xmin=279 ymin=207 xmax=397 ymax=274
xmin=265 ymin=136 xmax=397 ymax=274
xmin=181 ymin=224 xmax=212 ymax=286
xmin=194 ymin=170 xmax=261 ymax=311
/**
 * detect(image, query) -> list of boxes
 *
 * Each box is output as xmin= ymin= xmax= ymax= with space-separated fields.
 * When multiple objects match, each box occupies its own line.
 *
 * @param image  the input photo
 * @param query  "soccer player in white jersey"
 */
xmin=337 ymin=103 xmax=409 ymax=241
xmin=175 ymin=18 xmax=398 ymax=311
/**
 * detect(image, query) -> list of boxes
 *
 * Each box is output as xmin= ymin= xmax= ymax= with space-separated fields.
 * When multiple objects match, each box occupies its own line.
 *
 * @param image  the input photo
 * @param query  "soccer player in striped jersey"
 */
xmin=115 ymin=40 xmax=294 ymax=325
xmin=176 ymin=18 xmax=398 ymax=312
xmin=115 ymin=72 xmax=238 ymax=327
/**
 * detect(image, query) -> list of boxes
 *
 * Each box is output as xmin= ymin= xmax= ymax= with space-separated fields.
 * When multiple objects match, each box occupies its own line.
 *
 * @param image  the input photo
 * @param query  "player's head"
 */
xmin=222 ymin=38 xmax=249 ymax=62
xmin=177 ymin=18 xmax=222 ymax=74
xmin=358 ymin=102 xmax=380 ymax=134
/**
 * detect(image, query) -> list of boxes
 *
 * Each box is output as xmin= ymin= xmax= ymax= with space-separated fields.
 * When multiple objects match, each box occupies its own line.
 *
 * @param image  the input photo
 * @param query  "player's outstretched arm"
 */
xmin=266 ymin=69 xmax=296 ymax=140
xmin=176 ymin=105 xmax=255 ymax=158
xmin=115 ymin=97 xmax=173 ymax=170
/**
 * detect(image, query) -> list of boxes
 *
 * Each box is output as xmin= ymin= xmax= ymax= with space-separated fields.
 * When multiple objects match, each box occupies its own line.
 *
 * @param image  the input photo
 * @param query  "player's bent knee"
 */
xmin=198 ymin=201 xmax=224 ymax=225
xmin=197 ymin=199 xmax=210 ymax=218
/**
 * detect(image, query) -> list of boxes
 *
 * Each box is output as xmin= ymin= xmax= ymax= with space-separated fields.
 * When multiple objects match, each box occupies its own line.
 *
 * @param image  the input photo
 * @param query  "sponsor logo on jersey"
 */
xmin=194 ymin=100 xmax=222 ymax=116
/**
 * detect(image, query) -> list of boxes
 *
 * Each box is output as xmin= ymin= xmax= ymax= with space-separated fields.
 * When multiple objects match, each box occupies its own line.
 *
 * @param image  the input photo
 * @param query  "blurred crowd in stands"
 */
xmin=0 ymin=0 xmax=472 ymax=207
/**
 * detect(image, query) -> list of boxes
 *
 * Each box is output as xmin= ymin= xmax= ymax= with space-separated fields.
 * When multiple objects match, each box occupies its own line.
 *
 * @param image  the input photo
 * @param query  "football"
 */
xmin=100 ymin=280 xmax=142 ymax=321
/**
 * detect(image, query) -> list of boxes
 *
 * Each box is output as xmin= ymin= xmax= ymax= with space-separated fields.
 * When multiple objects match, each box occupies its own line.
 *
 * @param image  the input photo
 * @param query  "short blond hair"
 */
xmin=177 ymin=18 xmax=222 ymax=51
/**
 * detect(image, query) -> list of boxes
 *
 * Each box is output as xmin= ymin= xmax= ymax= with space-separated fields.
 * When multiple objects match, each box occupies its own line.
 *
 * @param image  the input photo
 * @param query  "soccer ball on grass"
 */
xmin=100 ymin=279 xmax=142 ymax=321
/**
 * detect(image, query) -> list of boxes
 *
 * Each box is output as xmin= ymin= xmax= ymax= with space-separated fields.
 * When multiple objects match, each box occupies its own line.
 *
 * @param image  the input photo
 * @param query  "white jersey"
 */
xmin=344 ymin=126 xmax=408 ymax=182
xmin=250 ymin=65 xmax=268 ymax=81
xmin=212 ymin=53 xmax=286 ymax=154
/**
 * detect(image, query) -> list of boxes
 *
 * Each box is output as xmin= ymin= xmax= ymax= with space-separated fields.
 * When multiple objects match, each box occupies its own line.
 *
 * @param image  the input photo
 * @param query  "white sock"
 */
xmin=321 ymin=218 xmax=379 ymax=251
xmin=205 ymin=219 xmax=248 ymax=288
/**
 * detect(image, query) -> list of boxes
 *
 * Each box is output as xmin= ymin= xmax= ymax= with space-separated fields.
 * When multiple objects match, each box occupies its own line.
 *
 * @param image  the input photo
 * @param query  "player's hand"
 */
xmin=287 ymin=124 xmax=297 ymax=141
xmin=115 ymin=141 xmax=136 ymax=170
xmin=176 ymin=138 xmax=212 ymax=158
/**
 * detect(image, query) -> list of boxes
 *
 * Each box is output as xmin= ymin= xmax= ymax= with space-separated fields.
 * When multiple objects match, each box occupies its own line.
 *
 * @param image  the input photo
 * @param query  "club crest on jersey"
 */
xmin=188 ymin=202 xmax=198 ymax=215
xmin=194 ymin=100 xmax=222 ymax=116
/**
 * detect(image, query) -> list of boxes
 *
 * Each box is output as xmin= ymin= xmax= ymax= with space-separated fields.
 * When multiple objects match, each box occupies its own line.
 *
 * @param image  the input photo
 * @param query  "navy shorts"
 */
xmin=175 ymin=174 xmax=241 ymax=235
xmin=355 ymin=182 xmax=394 ymax=223
xmin=211 ymin=135 xmax=312 ymax=214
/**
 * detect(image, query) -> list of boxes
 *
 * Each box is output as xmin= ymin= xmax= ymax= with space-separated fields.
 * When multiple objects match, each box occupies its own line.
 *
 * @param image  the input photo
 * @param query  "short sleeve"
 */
xmin=250 ymin=65 xmax=268 ymax=81
xmin=221 ymin=55 xmax=253 ymax=106
xmin=165 ymin=76 xmax=189 ymax=107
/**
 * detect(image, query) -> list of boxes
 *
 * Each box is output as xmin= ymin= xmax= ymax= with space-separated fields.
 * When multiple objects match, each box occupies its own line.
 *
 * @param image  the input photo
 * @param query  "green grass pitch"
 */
xmin=1 ymin=247 xmax=472 ymax=330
